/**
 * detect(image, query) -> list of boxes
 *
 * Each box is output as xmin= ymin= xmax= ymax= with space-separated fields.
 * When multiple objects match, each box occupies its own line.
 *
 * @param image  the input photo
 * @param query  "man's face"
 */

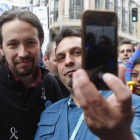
xmin=131 ymin=64 xmax=140 ymax=96
xmin=43 ymin=43 xmax=57 ymax=76
xmin=119 ymin=44 xmax=134 ymax=64
xmin=0 ymin=19 xmax=41 ymax=77
xmin=56 ymin=36 xmax=82 ymax=92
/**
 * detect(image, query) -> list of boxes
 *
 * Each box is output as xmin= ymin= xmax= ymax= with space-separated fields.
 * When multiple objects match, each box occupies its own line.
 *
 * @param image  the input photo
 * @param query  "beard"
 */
xmin=6 ymin=56 xmax=36 ymax=77
xmin=68 ymin=74 xmax=73 ymax=88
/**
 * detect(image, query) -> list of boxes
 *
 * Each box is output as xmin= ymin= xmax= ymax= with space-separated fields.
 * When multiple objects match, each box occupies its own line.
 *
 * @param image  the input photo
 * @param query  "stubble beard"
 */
xmin=6 ymin=57 xmax=36 ymax=77
xmin=68 ymin=74 xmax=73 ymax=88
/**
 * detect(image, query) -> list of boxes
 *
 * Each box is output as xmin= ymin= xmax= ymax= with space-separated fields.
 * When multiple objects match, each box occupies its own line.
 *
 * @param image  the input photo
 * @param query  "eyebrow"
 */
xmin=6 ymin=37 xmax=37 ymax=43
xmin=25 ymin=37 xmax=37 ymax=41
xmin=56 ymin=46 xmax=81 ymax=57
xmin=6 ymin=39 xmax=18 ymax=43
xmin=132 ymin=70 xmax=138 ymax=72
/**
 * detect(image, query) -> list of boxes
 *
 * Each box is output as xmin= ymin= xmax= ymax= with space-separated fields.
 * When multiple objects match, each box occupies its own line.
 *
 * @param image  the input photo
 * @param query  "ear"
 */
xmin=41 ymin=39 xmax=44 ymax=44
xmin=0 ymin=45 xmax=4 ymax=56
xmin=40 ymin=47 xmax=42 ymax=53
xmin=40 ymin=39 xmax=44 ymax=47
xmin=42 ymin=54 xmax=49 ymax=69
xmin=40 ymin=39 xmax=44 ymax=51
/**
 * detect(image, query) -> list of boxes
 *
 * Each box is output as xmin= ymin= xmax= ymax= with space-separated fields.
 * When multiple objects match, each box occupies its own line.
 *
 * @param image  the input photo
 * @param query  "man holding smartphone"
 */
xmin=35 ymin=28 xmax=140 ymax=140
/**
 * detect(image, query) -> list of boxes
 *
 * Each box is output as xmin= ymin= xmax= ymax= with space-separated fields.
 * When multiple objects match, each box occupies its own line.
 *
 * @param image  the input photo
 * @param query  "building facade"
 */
xmin=137 ymin=2 xmax=140 ymax=39
xmin=49 ymin=0 xmax=140 ymax=47
xmin=2 ymin=0 xmax=140 ymax=47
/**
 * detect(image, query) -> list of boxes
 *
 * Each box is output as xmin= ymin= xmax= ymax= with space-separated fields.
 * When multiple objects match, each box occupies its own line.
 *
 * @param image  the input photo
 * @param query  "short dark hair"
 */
xmin=55 ymin=28 xmax=81 ymax=52
xmin=133 ymin=57 xmax=140 ymax=68
xmin=120 ymin=40 xmax=135 ymax=52
xmin=44 ymin=41 xmax=55 ymax=59
xmin=0 ymin=7 xmax=44 ymax=46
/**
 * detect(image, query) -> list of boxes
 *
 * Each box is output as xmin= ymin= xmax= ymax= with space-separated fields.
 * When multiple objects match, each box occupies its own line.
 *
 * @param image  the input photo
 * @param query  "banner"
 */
xmin=33 ymin=6 xmax=49 ymax=55
xmin=0 ymin=1 xmax=31 ymax=15
xmin=0 ymin=1 xmax=12 ymax=15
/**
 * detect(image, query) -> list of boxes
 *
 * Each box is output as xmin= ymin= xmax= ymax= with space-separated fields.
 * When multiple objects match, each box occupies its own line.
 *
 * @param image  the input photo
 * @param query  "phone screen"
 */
xmin=82 ymin=11 xmax=118 ymax=90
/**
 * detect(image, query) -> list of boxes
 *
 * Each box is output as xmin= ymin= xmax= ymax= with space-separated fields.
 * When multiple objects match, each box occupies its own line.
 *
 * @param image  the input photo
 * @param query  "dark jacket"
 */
xmin=0 ymin=63 xmax=62 ymax=140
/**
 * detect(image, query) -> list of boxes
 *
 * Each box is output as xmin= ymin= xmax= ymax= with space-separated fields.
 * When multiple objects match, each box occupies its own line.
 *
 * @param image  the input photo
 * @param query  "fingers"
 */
xmin=72 ymin=69 xmax=88 ymax=109
xmin=73 ymin=69 xmax=104 ymax=108
xmin=118 ymin=64 xmax=125 ymax=84
xmin=73 ymin=69 xmax=111 ymax=118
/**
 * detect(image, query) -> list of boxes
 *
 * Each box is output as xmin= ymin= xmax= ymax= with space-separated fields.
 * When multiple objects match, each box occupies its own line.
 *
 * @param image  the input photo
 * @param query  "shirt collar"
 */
xmin=68 ymin=95 xmax=73 ymax=107
xmin=68 ymin=91 xmax=102 ymax=107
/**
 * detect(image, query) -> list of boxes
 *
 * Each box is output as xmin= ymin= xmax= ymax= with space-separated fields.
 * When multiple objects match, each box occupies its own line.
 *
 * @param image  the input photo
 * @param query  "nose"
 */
xmin=65 ymin=54 xmax=75 ymax=67
xmin=124 ymin=50 xmax=127 ymax=56
xmin=17 ymin=45 xmax=29 ymax=58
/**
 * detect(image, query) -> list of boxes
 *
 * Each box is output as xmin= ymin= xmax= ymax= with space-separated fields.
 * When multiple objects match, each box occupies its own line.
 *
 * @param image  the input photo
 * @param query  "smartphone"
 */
xmin=81 ymin=10 xmax=118 ymax=90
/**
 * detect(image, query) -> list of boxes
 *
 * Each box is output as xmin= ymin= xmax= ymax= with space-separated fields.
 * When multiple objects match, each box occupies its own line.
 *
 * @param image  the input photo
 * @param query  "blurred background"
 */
xmin=1 ymin=0 xmax=140 ymax=48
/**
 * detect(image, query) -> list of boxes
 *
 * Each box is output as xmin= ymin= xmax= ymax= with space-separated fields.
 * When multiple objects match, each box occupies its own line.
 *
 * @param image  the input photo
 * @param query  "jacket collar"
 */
xmin=0 ymin=62 xmax=48 ymax=87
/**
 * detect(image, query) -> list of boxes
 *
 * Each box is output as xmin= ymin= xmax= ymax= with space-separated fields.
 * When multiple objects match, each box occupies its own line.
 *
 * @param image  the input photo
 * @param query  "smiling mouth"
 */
xmin=15 ymin=60 xmax=32 ymax=64
xmin=15 ymin=61 xmax=32 ymax=67
xmin=136 ymin=85 xmax=140 ymax=89
xmin=123 ymin=58 xmax=129 ymax=60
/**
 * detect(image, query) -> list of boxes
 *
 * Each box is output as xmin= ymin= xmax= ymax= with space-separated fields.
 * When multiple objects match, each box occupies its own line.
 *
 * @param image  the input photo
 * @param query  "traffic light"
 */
xmin=132 ymin=8 xmax=138 ymax=22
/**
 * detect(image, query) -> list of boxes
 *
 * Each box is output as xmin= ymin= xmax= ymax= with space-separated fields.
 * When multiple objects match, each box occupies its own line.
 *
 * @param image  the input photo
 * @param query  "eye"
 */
xmin=26 ymin=41 xmax=36 ymax=45
xmin=74 ymin=51 xmax=80 ymax=55
xmin=73 ymin=49 xmax=81 ymax=56
xmin=56 ymin=55 xmax=65 ymax=63
xmin=128 ymin=49 xmax=132 ymax=52
xmin=7 ymin=42 xmax=18 ymax=49
xmin=53 ymin=59 xmax=56 ymax=62
xmin=132 ymin=73 xmax=139 ymax=78
xmin=8 ymin=43 xmax=17 ymax=46
xmin=120 ymin=50 xmax=124 ymax=54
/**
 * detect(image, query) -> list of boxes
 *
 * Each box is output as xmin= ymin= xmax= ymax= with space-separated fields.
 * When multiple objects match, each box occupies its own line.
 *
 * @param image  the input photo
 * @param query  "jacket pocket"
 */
xmin=38 ymin=115 xmax=59 ymax=139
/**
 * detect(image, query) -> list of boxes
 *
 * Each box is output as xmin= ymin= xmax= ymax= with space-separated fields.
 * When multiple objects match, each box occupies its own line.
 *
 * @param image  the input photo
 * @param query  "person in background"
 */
xmin=119 ymin=40 xmax=135 ymax=64
xmin=0 ymin=51 xmax=4 ymax=65
xmin=43 ymin=41 xmax=69 ymax=98
xmin=131 ymin=57 xmax=140 ymax=95
xmin=125 ymin=45 xmax=140 ymax=96
xmin=42 ymin=41 xmax=58 ymax=76
xmin=35 ymin=28 xmax=140 ymax=140
xmin=0 ymin=8 xmax=62 ymax=140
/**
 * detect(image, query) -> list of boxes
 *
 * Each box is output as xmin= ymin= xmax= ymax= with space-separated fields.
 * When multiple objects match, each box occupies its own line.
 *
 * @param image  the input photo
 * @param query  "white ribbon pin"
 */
xmin=10 ymin=127 xmax=18 ymax=140
xmin=41 ymin=88 xmax=46 ymax=100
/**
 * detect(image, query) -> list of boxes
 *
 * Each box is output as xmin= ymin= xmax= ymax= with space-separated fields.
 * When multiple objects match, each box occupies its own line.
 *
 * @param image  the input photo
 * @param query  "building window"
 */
xmin=52 ymin=33 xmax=56 ymax=40
xmin=69 ymin=0 xmax=83 ymax=19
xmin=50 ymin=0 xmax=58 ymax=23
xmin=41 ymin=0 xmax=48 ymax=6
xmin=70 ymin=0 xmax=82 ymax=6
xmin=95 ymin=0 xmax=104 ymax=10
xmin=106 ymin=0 xmax=113 ymax=11
xmin=33 ymin=0 xmax=40 ymax=6
xmin=114 ymin=0 xmax=121 ymax=30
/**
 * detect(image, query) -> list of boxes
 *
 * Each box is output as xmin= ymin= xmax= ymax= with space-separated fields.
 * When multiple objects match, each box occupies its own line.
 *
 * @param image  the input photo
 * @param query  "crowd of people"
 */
xmin=0 ymin=7 xmax=140 ymax=140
